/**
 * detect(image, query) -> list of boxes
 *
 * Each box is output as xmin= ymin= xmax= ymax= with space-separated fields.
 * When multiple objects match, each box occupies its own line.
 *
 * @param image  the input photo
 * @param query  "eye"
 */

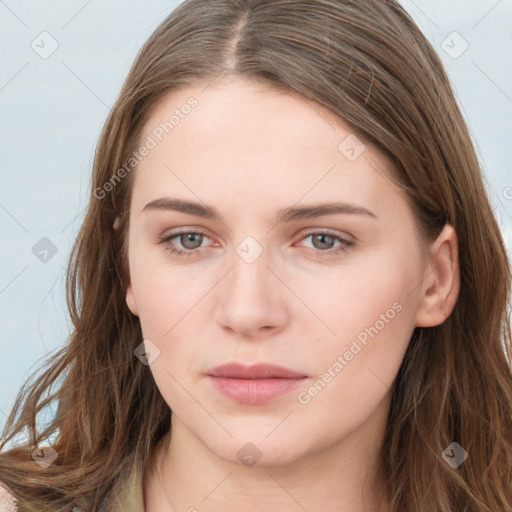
xmin=157 ymin=229 xmax=354 ymax=259
xmin=297 ymin=230 xmax=354 ymax=259
xmin=157 ymin=229 xmax=212 ymax=257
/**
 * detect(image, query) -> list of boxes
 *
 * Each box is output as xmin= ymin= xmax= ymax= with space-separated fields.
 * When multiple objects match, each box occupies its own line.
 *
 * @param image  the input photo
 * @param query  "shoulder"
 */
xmin=0 ymin=484 xmax=16 ymax=512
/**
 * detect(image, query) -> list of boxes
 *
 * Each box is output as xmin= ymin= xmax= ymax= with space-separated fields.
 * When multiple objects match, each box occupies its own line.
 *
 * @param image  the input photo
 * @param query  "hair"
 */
xmin=1 ymin=0 xmax=511 ymax=510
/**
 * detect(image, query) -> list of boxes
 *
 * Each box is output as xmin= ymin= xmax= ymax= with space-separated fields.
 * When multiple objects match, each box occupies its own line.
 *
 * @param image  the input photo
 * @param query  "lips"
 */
xmin=207 ymin=363 xmax=307 ymax=379
xmin=206 ymin=363 xmax=308 ymax=405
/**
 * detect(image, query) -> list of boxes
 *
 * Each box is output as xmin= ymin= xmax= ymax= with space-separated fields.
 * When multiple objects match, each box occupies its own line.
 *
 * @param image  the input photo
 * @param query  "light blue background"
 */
xmin=1 ymin=0 xmax=511 ymax=432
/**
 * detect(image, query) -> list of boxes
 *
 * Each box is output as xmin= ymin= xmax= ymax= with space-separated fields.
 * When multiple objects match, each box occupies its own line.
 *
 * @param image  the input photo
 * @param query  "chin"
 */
xmin=201 ymin=430 xmax=312 ymax=468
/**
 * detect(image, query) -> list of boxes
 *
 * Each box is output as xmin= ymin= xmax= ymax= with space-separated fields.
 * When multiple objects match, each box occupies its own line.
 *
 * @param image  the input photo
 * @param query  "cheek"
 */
xmin=297 ymin=248 xmax=419 ymax=391
xmin=129 ymin=249 xmax=211 ymax=338
xmin=293 ymin=245 xmax=418 ymax=343
xmin=294 ymin=302 xmax=413 ymax=444
xmin=129 ymin=260 xmax=211 ymax=396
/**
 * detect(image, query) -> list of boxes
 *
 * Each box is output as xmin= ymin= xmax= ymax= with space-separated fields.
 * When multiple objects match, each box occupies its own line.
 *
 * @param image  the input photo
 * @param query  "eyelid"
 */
xmin=297 ymin=227 xmax=355 ymax=243
xmin=294 ymin=229 xmax=355 ymax=255
xmin=157 ymin=228 xmax=216 ymax=248
xmin=157 ymin=226 xmax=356 ymax=258
xmin=157 ymin=226 xmax=213 ymax=242
xmin=158 ymin=227 xmax=354 ymax=244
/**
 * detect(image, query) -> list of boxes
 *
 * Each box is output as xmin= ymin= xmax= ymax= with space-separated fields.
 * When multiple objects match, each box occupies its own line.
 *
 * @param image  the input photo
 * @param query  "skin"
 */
xmin=124 ymin=75 xmax=460 ymax=512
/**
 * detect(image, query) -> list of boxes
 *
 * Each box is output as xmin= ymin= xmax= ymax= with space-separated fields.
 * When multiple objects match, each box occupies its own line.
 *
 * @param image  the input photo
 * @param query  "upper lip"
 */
xmin=207 ymin=363 xmax=307 ymax=379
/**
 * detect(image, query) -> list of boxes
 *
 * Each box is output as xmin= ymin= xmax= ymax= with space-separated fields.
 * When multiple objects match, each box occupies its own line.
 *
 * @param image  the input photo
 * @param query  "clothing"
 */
xmin=105 ymin=463 xmax=145 ymax=512
xmin=0 ymin=465 xmax=145 ymax=512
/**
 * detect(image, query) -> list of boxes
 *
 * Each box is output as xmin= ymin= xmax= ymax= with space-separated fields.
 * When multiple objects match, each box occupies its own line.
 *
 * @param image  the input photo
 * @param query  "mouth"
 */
xmin=206 ymin=363 xmax=308 ymax=405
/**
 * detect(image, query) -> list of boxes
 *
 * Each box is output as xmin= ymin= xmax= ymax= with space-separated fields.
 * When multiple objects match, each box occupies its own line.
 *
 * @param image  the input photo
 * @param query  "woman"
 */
xmin=1 ymin=0 xmax=511 ymax=510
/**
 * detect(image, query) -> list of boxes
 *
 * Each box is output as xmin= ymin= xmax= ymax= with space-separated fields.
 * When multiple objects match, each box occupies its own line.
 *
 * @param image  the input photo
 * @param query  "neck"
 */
xmin=144 ymin=397 xmax=391 ymax=512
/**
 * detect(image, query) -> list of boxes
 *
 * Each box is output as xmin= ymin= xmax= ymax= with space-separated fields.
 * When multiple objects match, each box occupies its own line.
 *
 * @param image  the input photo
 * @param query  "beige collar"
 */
xmin=105 ymin=464 xmax=145 ymax=512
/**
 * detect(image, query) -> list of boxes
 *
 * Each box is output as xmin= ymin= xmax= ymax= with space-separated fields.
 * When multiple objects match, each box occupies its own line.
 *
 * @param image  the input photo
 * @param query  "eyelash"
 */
xmin=157 ymin=229 xmax=354 ymax=259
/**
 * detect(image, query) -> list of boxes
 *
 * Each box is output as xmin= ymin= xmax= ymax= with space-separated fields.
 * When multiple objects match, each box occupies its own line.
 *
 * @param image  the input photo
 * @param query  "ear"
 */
xmin=113 ymin=214 xmax=139 ymax=317
xmin=126 ymin=280 xmax=139 ymax=317
xmin=414 ymin=224 xmax=460 ymax=327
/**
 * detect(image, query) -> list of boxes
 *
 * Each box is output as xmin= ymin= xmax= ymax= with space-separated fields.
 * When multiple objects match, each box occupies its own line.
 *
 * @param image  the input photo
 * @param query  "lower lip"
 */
xmin=207 ymin=376 xmax=307 ymax=405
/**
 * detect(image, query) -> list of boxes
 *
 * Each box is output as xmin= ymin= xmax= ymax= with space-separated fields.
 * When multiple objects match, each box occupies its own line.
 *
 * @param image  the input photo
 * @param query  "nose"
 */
xmin=215 ymin=243 xmax=289 ymax=339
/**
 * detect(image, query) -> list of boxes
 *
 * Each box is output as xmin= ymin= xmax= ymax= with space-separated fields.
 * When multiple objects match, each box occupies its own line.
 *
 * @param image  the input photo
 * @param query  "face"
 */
xmin=125 ymin=75 xmax=431 ymax=467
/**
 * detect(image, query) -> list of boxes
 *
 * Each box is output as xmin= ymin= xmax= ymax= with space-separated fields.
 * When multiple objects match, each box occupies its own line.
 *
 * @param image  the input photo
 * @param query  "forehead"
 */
xmin=131 ymin=76 xmax=402 ymax=218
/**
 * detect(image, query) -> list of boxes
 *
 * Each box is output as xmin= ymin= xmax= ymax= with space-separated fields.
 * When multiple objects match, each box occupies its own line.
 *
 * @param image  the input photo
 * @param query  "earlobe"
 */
xmin=126 ymin=282 xmax=139 ymax=317
xmin=414 ymin=224 xmax=460 ymax=328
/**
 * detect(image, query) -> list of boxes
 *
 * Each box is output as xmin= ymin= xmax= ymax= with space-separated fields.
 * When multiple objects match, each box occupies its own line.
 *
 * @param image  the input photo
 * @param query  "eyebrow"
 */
xmin=142 ymin=197 xmax=377 ymax=222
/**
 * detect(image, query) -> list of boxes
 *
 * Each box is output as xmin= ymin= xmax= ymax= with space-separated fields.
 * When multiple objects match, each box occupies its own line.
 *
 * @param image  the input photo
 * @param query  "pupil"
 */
xmin=314 ymin=234 xmax=333 ymax=249
xmin=182 ymin=233 xmax=203 ymax=249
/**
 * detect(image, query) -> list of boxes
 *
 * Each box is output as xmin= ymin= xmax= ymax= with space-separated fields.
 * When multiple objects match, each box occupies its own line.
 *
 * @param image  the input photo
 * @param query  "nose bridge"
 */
xmin=228 ymin=234 xmax=273 ymax=303
xmin=233 ymin=235 xmax=269 ymax=289
xmin=216 ymin=233 xmax=287 ymax=334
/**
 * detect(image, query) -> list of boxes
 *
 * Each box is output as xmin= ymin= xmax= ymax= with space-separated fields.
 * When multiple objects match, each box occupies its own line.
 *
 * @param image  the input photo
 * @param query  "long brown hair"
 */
xmin=1 ymin=1 xmax=511 ymax=510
